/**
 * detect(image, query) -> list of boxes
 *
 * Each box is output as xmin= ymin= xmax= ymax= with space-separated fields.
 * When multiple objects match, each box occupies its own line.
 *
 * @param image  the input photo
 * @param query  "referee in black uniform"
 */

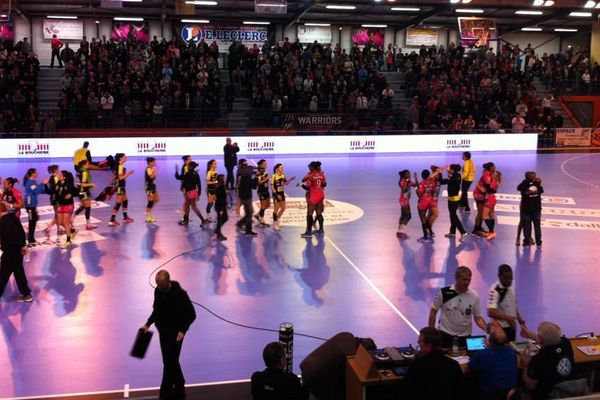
xmin=142 ymin=270 xmax=196 ymax=399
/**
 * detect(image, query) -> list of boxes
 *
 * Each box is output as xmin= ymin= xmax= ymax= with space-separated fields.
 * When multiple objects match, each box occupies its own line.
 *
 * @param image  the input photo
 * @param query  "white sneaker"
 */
xmin=273 ymin=221 xmax=281 ymax=231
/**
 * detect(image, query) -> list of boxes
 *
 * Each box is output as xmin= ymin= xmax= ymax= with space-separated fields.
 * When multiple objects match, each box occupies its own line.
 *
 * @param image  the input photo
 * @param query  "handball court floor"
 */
xmin=1 ymin=151 xmax=600 ymax=399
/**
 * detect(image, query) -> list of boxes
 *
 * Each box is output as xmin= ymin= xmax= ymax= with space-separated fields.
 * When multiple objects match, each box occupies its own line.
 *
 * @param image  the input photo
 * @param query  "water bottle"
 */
xmin=452 ymin=336 xmax=459 ymax=355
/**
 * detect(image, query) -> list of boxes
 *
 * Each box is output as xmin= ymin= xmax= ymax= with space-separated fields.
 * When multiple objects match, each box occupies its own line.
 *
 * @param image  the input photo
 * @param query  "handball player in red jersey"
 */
xmin=397 ymin=169 xmax=416 ymax=238
xmin=481 ymin=163 xmax=501 ymax=240
xmin=416 ymin=168 xmax=440 ymax=243
xmin=299 ymin=161 xmax=326 ymax=238
xmin=472 ymin=162 xmax=499 ymax=237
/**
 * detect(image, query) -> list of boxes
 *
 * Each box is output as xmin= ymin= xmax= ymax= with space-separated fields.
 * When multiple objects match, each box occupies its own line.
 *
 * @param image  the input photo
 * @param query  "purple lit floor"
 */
xmin=2 ymin=151 xmax=600 ymax=398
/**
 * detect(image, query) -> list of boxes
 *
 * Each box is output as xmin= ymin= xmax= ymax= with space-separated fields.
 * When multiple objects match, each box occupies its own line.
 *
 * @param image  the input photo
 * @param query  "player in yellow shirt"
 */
xmin=109 ymin=153 xmax=134 ymax=226
xmin=270 ymin=163 xmax=295 ymax=231
xmin=76 ymin=160 xmax=97 ymax=230
xmin=145 ymin=157 xmax=159 ymax=222
xmin=460 ymin=152 xmax=475 ymax=213
xmin=206 ymin=159 xmax=218 ymax=222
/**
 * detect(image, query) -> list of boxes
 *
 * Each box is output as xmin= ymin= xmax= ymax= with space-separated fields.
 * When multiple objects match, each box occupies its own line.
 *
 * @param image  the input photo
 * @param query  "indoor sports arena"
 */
xmin=1 ymin=0 xmax=600 ymax=399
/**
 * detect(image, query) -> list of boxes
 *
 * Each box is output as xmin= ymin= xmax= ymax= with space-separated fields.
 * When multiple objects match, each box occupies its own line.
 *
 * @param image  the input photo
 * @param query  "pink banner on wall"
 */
xmin=352 ymin=28 xmax=384 ymax=47
xmin=0 ymin=22 xmax=13 ymax=42
xmin=111 ymin=22 xmax=149 ymax=42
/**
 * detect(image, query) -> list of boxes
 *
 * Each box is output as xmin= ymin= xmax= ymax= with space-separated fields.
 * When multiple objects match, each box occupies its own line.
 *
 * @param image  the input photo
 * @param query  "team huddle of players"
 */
xmin=397 ymin=152 xmax=502 ymax=243
xmin=168 ymin=156 xmax=329 ymax=239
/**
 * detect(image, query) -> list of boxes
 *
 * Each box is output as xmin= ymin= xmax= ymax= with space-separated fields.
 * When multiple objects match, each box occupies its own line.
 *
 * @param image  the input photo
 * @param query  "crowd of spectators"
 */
xmin=0 ymin=38 xmax=41 ymax=133
xmin=230 ymin=37 xmax=395 ymax=128
xmin=399 ymin=42 xmax=597 ymax=134
xmin=57 ymin=34 xmax=223 ymax=129
xmin=1 ymin=32 xmax=596 ymax=133
xmin=231 ymin=37 xmax=596 ymax=133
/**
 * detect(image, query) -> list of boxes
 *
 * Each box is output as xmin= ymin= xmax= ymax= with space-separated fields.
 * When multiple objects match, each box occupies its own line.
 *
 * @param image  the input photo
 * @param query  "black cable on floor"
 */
xmin=147 ymin=238 xmax=327 ymax=342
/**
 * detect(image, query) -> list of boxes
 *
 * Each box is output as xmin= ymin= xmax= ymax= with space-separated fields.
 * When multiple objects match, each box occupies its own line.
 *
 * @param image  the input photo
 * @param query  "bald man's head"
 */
xmin=156 ymin=270 xmax=171 ymax=293
xmin=489 ymin=325 xmax=508 ymax=346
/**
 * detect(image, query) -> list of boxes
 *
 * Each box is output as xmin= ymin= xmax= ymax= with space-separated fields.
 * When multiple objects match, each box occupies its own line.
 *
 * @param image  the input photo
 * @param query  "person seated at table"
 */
xmin=404 ymin=327 xmax=462 ymax=400
xmin=462 ymin=322 xmax=517 ymax=400
xmin=300 ymin=332 xmax=376 ymax=400
xmin=520 ymin=321 xmax=575 ymax=400
xmin=251 ymin=342 xmax=307 ymax=400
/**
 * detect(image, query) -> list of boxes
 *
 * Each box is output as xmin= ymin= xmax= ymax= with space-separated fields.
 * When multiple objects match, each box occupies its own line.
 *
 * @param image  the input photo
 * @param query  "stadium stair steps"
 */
xmin=36 ymin=67 xmax=63 ymax=118
xmin=228 ymin=97 xmax=251 ymax=131
xmin=381 ymin=71 xmax=411 ymax=125
xmin=532 ymin=78 xmax=576 ymax=128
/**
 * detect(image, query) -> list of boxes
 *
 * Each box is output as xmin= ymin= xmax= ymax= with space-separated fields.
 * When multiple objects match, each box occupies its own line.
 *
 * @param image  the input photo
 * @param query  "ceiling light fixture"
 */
xmin=515 ymin=10 xmax=543 ymax=15
xmin=184 ymin=1 xmax=218 ymax=5
xmin=391 ymin=7 xmax=421 ymax=11
xmin=181 ymin=19 xmax=210 ymax=23
xmin=325 ymin=5 xmax=356 ymax=10
xmin=47 ymin=15 xmax=78 ymax=19
xmin=555 ymin=28 xmax=578 ymax=31
xmin=361 ymin=24 xmax=387 ymax=27
xmin=304 ymin=23 xmax=331 ymax=26
xmin=243 ymin=21 xmax=270 ymax=25
xmin=456 ymin=8 xmax=484 ymax=13
xmin=569 ymin=11 xmax=592 ymax=16
xmin=113 ymin=17 xmax=144 ymax=21
xmin=532 ymin=0 xmax=553 ymax=5
xmin=584 ymin=0 xmax=596 ymax=7
xmin=521 ymin=27 xmax=543 ymax=31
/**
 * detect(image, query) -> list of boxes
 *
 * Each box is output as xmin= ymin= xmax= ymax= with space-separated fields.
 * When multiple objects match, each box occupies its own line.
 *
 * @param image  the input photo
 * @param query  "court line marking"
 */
xmin=324 ymin=236 xmax=420 ymax=335
xmin=497 ymin=215 xmax=600 ymax=231
xmin=560 ymin=153 xmax=600 ymax=190
xmin=480 ymin=203 xmax=600 ymax=218
xmin=442 ymin=190 xmax=576 ymax=205
xmin=1 ymin=379 xmax=252 ymax=400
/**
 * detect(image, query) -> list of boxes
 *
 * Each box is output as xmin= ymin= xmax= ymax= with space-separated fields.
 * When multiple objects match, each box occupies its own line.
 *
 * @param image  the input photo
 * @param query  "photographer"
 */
xmin=223 ymin=138 xmax=239 ymax=190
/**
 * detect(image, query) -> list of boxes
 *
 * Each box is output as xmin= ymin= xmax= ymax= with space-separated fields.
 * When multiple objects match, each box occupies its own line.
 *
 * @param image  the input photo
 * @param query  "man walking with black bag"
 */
xmin=0 ymin=202 xmax=33 ymax=302
xmin=142 ymin=270 xmax=196 ymax=399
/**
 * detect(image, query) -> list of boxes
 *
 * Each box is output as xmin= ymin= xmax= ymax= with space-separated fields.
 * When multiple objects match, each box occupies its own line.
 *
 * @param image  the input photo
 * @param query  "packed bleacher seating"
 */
xmin=229 ymin=38 xmax=595 ymax=132
xmin=398 ymin=43 xmax=596 ymax=133
xmin=0 ymin=39 xmax=40 ymax=133
xmin=57 ymin=35 xmax=222 ymax=129
xmin=1 ymin=33 xmax=596 ymax=133
xmin=229 ymin=38 xmax=394 ymax=128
